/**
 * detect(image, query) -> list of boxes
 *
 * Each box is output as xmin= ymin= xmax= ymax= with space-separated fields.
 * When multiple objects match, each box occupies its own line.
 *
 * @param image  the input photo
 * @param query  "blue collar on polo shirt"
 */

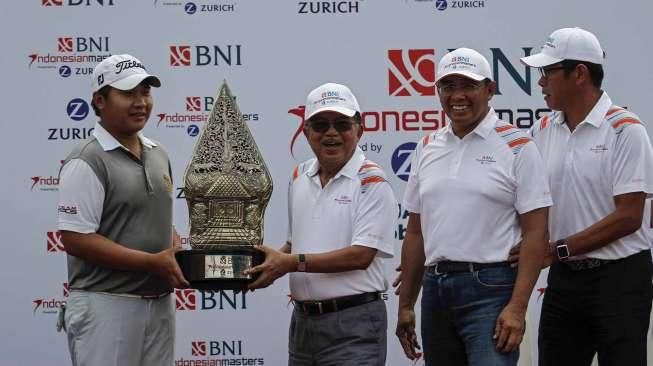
xmin=92 ymin=122 xmax=157 ymax=152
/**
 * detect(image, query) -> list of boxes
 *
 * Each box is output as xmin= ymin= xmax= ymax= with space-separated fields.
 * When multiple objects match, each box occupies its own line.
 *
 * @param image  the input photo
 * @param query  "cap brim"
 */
xmin=520 ymin=53 xmax=563 ymax=67
xmin=110 ymin=74 xmax=161 ymax=91
xmin=436 ymin=70 xmax=487 ymax=83
xmin=305 ymin=106 xmax=357 ymax=121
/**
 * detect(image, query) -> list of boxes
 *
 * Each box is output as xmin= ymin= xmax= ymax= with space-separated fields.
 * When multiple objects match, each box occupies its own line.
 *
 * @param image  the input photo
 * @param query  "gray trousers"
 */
xmin=65 ymin=290 xmax=174 ymax=366
xmin=289 ymin=299 xmax=387 ymax=366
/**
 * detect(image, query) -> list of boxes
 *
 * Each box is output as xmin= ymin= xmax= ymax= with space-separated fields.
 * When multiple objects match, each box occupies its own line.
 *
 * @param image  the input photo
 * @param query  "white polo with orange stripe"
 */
xmin=529 ymin=92 xmax=653 ymax=260
xmin=287 ymin=147 xmax=397 ymax=301
xmin=404 ymin=109 xmax=552 ymax=265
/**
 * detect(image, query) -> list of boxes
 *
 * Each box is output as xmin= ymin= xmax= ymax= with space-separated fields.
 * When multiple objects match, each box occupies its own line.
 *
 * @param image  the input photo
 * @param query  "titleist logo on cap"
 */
xmin=115 ymin=60 xmax=145 ymax=74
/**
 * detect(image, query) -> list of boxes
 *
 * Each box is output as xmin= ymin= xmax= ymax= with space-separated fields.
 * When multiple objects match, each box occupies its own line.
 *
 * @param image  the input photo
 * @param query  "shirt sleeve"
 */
xmin=612 ymin=123 xmax=653 ymax=196
xmin=352 ymin=180 xmax=397 ymax=258
xmin=57 ymin=158 xmax=105 ymax=233
xmin=514 ymin=141 xmax=553 ymax=214
xmin=403 ymin=138 xmax=423 ymax=214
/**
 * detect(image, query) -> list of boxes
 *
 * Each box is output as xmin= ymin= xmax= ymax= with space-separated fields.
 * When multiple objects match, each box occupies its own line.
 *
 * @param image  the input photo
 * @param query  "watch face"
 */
xmin=556 ymin=244 xmax=569 ymax=259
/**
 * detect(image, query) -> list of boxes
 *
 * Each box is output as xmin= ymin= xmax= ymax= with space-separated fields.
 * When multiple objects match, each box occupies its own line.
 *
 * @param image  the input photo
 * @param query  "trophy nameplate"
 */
xmin=175 ymin=81 xmax=272 ymax=290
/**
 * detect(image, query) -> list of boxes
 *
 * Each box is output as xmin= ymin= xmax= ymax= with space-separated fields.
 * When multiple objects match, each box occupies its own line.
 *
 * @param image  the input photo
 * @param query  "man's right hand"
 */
xmin=150 ymin=246 xmax=190 ymax=289
xmin=396 ymin=307 xmax=421 ymax=360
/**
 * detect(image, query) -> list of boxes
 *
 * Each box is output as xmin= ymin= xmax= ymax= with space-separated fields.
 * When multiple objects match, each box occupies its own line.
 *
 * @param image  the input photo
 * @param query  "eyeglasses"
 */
xmin=306 ymin=118 xmax=357 ymax=133
xmin=538 ymin=65 xmax=567 ymax=78
xmin=437 ymin=82 xmax=485 ymax=96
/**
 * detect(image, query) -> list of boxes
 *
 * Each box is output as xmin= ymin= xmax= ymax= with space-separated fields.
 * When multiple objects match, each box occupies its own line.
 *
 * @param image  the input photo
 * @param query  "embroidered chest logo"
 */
xmin=590 ymin=144 xmax=608 ymax=153
xmin=475 ymin=155 xmax=496 ymax=165
xmin=163 ymin=174 xmax=173 ymax=193
xmin=334 ymin=194 xmax=352 ymax=204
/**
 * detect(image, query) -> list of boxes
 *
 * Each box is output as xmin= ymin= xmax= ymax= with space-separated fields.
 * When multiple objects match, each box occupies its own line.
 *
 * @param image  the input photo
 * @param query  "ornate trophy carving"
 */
xmin=175 ymin=81 xmax=272 ymax=290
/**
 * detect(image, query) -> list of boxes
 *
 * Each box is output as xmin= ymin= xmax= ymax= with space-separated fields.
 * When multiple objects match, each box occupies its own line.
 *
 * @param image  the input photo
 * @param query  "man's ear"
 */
xmin=356 ymin=123 xmax=364 ymax=139
xmin=487 ymin=80 xmax=497 ymax=101
xmin=92 ymin=92 xmax=106 ymax=111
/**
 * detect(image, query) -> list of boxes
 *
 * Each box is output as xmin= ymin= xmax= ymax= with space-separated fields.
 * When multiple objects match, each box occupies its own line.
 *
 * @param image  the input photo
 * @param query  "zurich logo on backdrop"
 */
xmin=58 ymin=65 xmax=72 ymax=78
xmin=66 ymin=98 xmax=89 ymax=121
xmin=391 ymin=142 xmax=417 ymax=181
xmin=184 ymin=2 xmax=197 ymax=14
xmin=187 ymin=124 xmax=200 ymax=137
xmin=435 ymin=0 xmax=447 ymax=10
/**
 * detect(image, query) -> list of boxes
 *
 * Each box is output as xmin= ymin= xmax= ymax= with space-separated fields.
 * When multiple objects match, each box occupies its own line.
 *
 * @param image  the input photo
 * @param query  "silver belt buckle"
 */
xmin=434 ymin=263 xmax=442 ymax=275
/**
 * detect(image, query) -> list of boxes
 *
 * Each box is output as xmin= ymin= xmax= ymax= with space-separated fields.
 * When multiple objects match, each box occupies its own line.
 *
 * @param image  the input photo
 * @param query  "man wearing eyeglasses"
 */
xmin=245 ymin=83 xmax=397 ymax=365
xmin=395 ymin=48 xmax=551 ymax=366
xmin=518 ymin=27 xmax=653 ymax=365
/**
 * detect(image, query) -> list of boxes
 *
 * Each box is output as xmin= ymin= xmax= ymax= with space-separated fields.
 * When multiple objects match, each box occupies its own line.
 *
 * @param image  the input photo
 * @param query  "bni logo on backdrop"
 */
xmin=176 ymin=339 xmax=265 ymax=365
xmin=169 ymin=45 xmax=243 ymax=67
xmin=387 ymin=49 xmax=436 ymax=96
xmin=28 ymin=36 xmax=111 ymax=80
xmin=175 ymin=289 xmax=248 ymax=311
xmin=41 ymin=0 xmax=115 ymax=7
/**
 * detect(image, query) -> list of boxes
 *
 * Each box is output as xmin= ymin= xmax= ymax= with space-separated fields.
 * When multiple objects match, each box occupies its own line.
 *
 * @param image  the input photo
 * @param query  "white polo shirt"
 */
xmin=288 ymin=147 xmax=396 ymax=301
xmin=404 ymin=109 xmax=552 ymax=265
xmin=529 ymin=92 xmax=653 ymax=260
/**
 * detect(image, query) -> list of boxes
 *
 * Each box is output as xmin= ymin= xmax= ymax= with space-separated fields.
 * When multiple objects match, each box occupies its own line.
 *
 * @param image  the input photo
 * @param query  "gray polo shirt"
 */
xmin=58 ymin=123 xmax=173 ymax=296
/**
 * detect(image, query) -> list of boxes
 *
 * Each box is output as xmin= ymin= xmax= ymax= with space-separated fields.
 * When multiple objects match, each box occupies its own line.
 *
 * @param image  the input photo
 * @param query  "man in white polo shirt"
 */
xmin=57 ymin=54 xmax=188 ymax=366
xmin=519 ymin=27 xmax=653 ymax=365
xmin=245 ymin=83 xmax=396 ymax=365
xmin=395 ymin=48 xmax=552 ymax=366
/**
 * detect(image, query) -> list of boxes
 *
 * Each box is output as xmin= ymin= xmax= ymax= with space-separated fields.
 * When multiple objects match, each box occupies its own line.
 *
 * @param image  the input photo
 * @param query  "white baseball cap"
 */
xmin=304 ymin=83 xmax=360 ymax=120
xmin=91 ymin=54 xmax=161 ymax=92
xmin=520 ymin=27 xmax=605 ymax=67
xmin=436 ymin=47 xmax=492 ymax=83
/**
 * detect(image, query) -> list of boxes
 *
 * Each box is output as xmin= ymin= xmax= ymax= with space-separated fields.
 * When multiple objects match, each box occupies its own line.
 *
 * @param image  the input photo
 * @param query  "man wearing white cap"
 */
xmin=396 ymin=48 xmax=551 ymax=365
xmin=245 ymin=83 xmax=396 ymax=365
xmin=518 ymin=27 xmax=653 ymax=365
xmin=57 ymin=54 xmax=189 ymax=366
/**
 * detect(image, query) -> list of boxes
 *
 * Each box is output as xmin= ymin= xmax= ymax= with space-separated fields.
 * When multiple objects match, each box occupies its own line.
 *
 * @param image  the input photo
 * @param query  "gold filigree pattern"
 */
xmin=184 ymin=81 xmax=272 ymax=248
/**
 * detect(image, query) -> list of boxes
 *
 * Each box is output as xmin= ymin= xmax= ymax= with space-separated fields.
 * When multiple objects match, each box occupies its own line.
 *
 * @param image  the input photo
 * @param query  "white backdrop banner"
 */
xmin=2 ymin=1 xmax=652 ymax=365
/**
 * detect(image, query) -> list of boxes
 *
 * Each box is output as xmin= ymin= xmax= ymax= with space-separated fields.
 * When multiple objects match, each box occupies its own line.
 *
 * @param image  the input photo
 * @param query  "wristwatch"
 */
xmin=297 ymin=254 xmax=307 ymax=272
xmin=554 ymin=239 xmax=570 ymax=261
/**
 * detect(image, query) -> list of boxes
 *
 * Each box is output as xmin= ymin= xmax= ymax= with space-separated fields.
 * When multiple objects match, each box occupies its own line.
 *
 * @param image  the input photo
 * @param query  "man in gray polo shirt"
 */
xmin=57 ymin=54 xmax=189 ymax=366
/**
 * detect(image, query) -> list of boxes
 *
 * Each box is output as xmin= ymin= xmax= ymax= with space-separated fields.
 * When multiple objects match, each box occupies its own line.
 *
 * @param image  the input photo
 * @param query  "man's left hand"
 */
xmin=493 ymin=302 xmax=526 ymax=353
xmin=244 ymin=245 xmax=297 ymax=290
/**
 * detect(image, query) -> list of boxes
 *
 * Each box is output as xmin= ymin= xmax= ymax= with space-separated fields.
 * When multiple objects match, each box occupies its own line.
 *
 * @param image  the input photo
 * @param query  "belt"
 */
xmin=293 ymin=292 xmax=381 ymax=315
xmin=562 ymin=258 xmax=613 ymax=271
xmin=425 ymin=261 xmax=511 ymax=274
xmin=72 ymin=289 xmax=171 ymax=300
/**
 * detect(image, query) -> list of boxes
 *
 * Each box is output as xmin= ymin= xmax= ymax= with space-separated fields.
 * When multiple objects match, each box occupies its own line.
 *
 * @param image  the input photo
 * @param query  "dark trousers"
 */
xmin=538 ymin=250 xmax=653 ymax=366
xmin=288 ymin=299 xmax=386 ymax=366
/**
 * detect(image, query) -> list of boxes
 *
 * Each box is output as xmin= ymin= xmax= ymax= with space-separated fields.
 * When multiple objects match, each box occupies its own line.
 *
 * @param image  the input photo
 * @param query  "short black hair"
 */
xmin=561 ymin=59 xmax=604 ymax=88
xmin=352 ymin=111 xmax=362 ymax=123
xmin=91 ymin=85 xmax=111 ymax=117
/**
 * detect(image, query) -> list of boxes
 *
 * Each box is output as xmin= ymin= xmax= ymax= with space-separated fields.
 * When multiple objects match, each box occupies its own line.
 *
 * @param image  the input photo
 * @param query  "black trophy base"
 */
xmin=175 ymin=247 xmax=264 ymax=291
